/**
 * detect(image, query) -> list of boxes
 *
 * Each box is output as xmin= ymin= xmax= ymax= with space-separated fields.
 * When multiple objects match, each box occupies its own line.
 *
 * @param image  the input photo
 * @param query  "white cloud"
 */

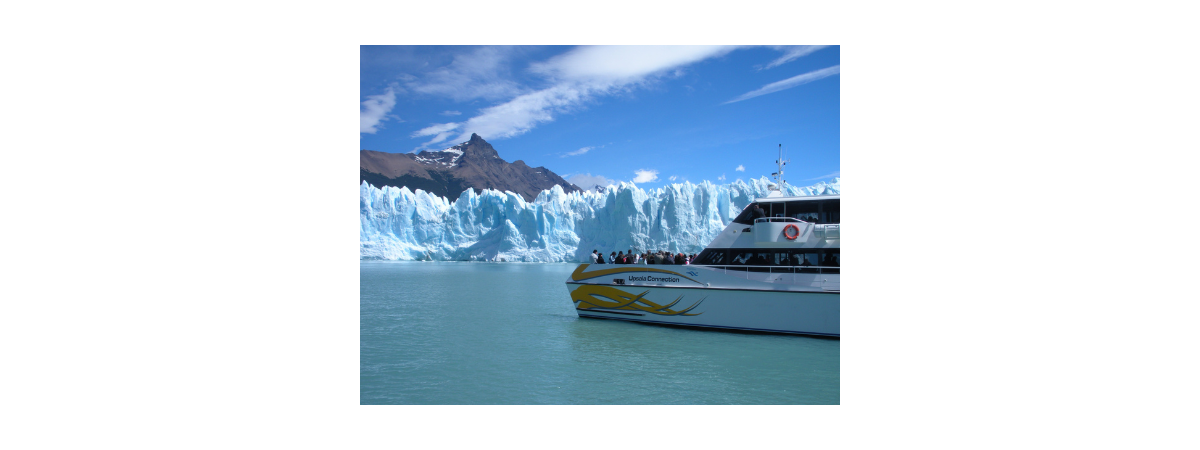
xmin=437 ymin=46 xmax=740 ymax=146
xmin=724 ymin=65 xmax=841 ymax=104
xmin=408 ymin=47 xmax=525 ymax=102
xmin=718 ymin=174 xmax=726 ymax=181
xmin=735 ymin=165 xmax=745 ymax=172
xmin=567 ymin=173 xmax=612 ymax=190
xmin=668 ymin=175 xmax=678 ymax=181
xmin=759 ymin=45 xmax=828 ymax=70
xmin=530 ymin=45 xmax=738 ymax=83
xmin=441 ymin=83 xmax=589 ymax=146
xmin=360 ymin=87 xmax=397 ymax=134
xmin=562 ymin=146 xmax=594 ymax=157
xmin=632 ymin=169 xmax=659 ymax=183
xmin=411 ymin=122 xmax=461 ymax=148
xmin=802 ymin=171 xmax=841 ymax=181
xmin=441 ymin=110 xmax=461 ymax=116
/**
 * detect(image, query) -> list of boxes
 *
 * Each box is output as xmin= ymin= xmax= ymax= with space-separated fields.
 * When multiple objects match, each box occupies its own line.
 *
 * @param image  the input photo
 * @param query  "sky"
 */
xmin=360 ymin=45 xmax=840 ymax=191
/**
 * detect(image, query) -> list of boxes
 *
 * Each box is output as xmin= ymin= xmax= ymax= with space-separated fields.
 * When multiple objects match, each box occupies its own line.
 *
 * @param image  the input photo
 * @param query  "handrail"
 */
xmin=754 ymin=217 xmax=809 ymax=224
xmin=694 ymin=264 xmax=841 ymax=282
xmin=701 ymin=264 xmax=839 ymax=270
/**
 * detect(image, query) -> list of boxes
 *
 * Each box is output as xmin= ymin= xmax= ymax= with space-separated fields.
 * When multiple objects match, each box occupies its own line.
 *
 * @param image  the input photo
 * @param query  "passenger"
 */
xmin=597 ymin=251 xmax=606 ymax=264
xmin=610 ymin=252 xmax=617 ymax=265
xmin=752 ymin=203 xmax=766 ymax=220
xmin=592 ymin=250 xmax=600 ymax=263
xmin=617 ymin=251 xmax=624 ymax=264
xmin=646 ymin=252 xmax=655 ymax=264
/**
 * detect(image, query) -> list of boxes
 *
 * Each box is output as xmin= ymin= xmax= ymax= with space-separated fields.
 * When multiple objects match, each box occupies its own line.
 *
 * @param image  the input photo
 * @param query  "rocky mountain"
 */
xmin=360 ymin=133 xmax=582 ymax=202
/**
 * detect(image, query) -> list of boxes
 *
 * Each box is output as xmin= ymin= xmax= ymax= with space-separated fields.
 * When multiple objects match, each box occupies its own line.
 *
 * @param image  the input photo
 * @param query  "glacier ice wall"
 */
xmin=360 ymin=177 xmax=840 ymax=262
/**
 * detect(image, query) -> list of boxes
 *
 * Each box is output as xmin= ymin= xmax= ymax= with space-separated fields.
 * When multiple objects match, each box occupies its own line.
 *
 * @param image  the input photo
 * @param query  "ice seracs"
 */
xmin=360 ymin=177 xmax=840 ymax=262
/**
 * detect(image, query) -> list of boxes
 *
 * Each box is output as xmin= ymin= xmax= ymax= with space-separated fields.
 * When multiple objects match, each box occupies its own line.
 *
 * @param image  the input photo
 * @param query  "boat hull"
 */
xmin=565 ymin=264 xmax=839 ymax=337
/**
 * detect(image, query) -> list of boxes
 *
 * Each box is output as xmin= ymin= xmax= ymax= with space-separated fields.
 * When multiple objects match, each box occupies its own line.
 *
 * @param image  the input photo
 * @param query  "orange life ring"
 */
xmin=783 ymin=224 xmax=800 ymax=240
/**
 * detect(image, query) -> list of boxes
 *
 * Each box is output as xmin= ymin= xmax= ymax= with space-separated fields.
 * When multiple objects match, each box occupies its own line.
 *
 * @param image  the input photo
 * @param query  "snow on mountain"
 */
xmin=360 ymin=177 xmax=840 ymax=262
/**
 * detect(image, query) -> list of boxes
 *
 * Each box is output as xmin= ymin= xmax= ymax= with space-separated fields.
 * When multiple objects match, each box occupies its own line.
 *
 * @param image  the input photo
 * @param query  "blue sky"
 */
xmin=360 ymin=45 xmax=839 ymax=190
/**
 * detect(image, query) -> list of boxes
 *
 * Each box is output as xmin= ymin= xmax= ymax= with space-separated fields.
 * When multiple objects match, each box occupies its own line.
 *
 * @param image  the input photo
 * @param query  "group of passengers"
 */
xmin=590 ymin=249 xmax=697 ymax=265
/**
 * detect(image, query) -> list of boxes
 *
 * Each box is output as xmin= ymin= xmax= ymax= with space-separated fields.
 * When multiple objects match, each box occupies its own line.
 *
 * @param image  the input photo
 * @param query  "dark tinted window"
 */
xmin=768 ymin=202 xmax=785 ymax=217
xmin=693 ymin=249 xmax=726 ymax=265
xmin=787 ymin=201 xmax=819 ymax=222
xmin=796 ymin=251 xmax=820 ymax=273
xmin=819 ymin=200 xmax=840 ymax=224
xmin=698 ymin=248 xmax=839 ymax=272
xmin=732 ymin=203 xmax=760 ymax=225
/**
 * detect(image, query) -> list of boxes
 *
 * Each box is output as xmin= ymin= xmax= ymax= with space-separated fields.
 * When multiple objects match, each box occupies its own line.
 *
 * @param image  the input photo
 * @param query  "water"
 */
xmin=361 ymin=261 xmax=840 ymax=404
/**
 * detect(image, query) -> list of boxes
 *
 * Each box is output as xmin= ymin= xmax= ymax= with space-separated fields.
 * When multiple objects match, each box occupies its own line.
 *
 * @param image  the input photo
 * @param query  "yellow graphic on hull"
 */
xmin=569 ymin=264 xmax=702 ymax=285
xmin=571 ymin=284 xmax=705 ymax=316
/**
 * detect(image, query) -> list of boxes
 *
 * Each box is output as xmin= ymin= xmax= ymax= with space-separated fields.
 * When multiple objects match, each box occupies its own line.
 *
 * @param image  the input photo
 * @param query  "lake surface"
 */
xmin=361 ymin=261 xmax=839 ymax=404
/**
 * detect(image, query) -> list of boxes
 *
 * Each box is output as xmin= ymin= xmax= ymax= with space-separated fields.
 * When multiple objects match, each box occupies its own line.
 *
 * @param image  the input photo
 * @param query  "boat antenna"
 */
xmin=771 ymin=144 xmax=789 ymax=189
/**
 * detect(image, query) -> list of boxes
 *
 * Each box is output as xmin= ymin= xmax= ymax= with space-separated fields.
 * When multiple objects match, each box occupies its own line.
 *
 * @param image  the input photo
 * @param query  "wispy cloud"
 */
xmin=530 ymin=46 xmax=737 ymax=83
xmin=632 ymin=169 xmax=659 ymax=183
xmin=802 ymin=171 xmax=841 ymax=181
xmin=411 ymin=122 xmax=461 ymax=149
xmin=668 ymin=175 xmax=678 ymax=181
xmin=441 ymin=110 xmax=461 ymax=116
xmin=758 ymin=45 xmax=827 ymax=71
xmin=360 ymin=86 xmax=397 ymax=133
xmin=735 ymin=165 xmax=745 ymax=172
xmin=407 ymin=46 xmax=525 ymax=102
xmin=567 ymin=173 xmax=612 ymax=190
xmin=411 ymin=46 xmax=739 ymax=148
xmin=562 ymin=146 xmax=594 ymax=157
xmin=724 ymin=65 xmax=840 ymax=104
xmin=718 ymin=173 xmax=726 ymax=181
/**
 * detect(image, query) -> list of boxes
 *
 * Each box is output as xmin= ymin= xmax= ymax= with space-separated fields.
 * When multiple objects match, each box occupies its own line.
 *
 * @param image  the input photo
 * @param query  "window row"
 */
xmin=731 ymin=199 xmax=840 ymax=225
xmin=693 ymin=247 xmax=840 ymax=273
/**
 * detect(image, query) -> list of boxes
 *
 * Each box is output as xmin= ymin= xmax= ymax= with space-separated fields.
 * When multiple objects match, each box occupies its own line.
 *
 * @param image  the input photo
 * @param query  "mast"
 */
xmin=770 ymin=144 xmax=789 ymax=190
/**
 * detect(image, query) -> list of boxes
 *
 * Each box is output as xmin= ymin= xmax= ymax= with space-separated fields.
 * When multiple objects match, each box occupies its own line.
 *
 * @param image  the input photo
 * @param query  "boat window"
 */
xmin=693 ymin=249 xmax=726 ymax=265
xmin=730 ymin=250 xmax=754 ymax=265
xmin=786 ymin=201 xmax=819 ymax=222
xmin=769 ymin=202 xmax=785 ymax=217
xmin=771 ymin=251 xmax=792 ymax=266
xmin=820 ymin=249 xmax=839 ymax=273
xmin=730 ymin=250 xmax=770 ymax=266
xmin=708 ymin=248 xmax=840 ymax=273
xmin=821 ymin=249 xmax=839 ymax=266
xmin=796 ymin=251 xmax=821 ymax=273
xmin=731 ymin=203 xmax=761 ymax=225
xmin=819 ymin=200 xmax=840 ymax=224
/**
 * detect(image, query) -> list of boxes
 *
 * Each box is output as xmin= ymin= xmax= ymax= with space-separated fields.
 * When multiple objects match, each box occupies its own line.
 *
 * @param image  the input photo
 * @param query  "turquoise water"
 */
xmin=361 ymin=261 xmax=839 ymax=404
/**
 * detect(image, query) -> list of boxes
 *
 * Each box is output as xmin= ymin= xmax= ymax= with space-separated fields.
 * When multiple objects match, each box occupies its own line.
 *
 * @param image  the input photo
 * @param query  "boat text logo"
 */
xmin=626 ymin=275 xmax=681 ymax=283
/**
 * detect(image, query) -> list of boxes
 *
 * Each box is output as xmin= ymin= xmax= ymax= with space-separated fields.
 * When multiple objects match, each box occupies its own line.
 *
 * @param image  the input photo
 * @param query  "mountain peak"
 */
xmin=361 ymin=135 xmax=582 ymax=202
xmin=456 ymin=134 xmax=499 ymax=159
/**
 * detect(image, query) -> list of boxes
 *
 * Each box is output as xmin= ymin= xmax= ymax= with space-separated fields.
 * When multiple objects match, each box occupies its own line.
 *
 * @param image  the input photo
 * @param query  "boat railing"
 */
xmin=754 ymin=217 xmax=810 ymax=224
xmin=695 ymin=264 xmax=839 ymax=289
xmin=701 ymin=264 xmax=839 ymax=275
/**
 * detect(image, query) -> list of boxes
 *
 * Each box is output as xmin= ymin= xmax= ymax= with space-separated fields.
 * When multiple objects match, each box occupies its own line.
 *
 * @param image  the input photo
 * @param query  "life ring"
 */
xmin=783 ymin=224 xmax=800 ymax=240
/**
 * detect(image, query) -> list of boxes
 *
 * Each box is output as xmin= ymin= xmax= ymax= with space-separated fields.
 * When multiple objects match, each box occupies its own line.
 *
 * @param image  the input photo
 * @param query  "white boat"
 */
xmin=563 ymin=147 xmax=839 ymax=337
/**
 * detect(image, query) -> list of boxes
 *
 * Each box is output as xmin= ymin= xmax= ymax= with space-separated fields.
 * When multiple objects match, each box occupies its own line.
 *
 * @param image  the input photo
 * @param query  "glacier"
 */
xmin=361 ymin=177 xmax=840 ymax=262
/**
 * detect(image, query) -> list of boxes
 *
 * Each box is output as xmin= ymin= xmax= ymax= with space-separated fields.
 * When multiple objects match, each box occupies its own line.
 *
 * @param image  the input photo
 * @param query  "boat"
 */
xmin=563 ymin=146 xmax=839 ymax=337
